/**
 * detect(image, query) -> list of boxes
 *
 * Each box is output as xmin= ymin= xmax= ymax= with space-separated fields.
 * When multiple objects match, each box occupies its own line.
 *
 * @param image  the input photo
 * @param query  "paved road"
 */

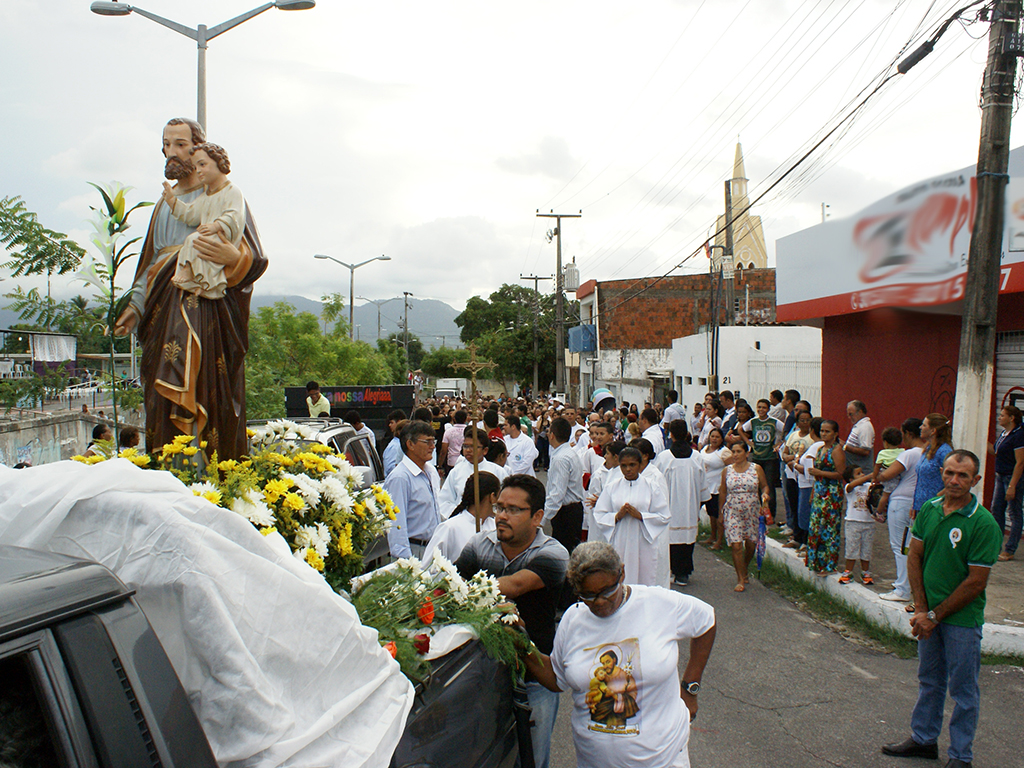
xmin=547 ymin=546 xmax=1024 ymax=767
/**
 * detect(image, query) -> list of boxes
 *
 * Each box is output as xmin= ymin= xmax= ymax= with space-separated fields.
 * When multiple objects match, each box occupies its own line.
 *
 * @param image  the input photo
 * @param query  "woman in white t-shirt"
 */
xmin=872 ymin=417 xmax=926 ymax=604
xmin=789 ymin=417 xmax=823 ymax=557
xmin=698 ymin=427 xmax=734 ymax=549
xmin=524 ymin=542 xmax=716 ymax=768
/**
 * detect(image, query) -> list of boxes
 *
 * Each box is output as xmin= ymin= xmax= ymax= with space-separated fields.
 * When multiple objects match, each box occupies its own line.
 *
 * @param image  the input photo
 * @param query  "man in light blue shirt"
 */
xmin=543 ymin=417 xmax=584 ymax=554
xmin=384 ymin=421 xmax=440 ymax=558
xmin=382 ymin=409 xmax=407 ymax=477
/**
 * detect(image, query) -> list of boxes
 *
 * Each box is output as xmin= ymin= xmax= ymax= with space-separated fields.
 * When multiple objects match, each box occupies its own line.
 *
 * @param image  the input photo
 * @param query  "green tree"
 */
xmin=246 ymin=302 xmax=400 ymax=419
xmin=321 ymin=291 xmax=346 ymax=335
xmin=1 ymin=195 xmax=87 ymax=286
xmin=420 ymin=346 xmax=472 ymax=379
xmin=454 ymin=283 xmax=557 ymax=388
xmin=387 ymin=332 xmax=424 ymax=371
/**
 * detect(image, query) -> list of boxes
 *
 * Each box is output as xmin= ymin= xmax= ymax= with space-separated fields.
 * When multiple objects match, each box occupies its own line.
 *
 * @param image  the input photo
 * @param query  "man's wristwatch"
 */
xmin=926 ymin=610 xmax=937 ymax=623
xmin=682 ymin=681 xmax=700 ymax=696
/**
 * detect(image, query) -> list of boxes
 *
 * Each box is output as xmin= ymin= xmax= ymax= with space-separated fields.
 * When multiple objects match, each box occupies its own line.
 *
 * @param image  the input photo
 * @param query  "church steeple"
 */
xmin=731 ymin=140 xmax=748 ymax=200
xmin=733 ymin=140 xmax=746 ymax=182
xmin=712 ymin=139 xmax=767 ymax=272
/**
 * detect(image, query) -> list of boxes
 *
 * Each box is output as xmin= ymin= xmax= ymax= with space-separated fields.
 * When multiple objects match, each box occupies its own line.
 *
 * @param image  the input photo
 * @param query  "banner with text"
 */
xmin=777 ymin=146 xmax=1024 ymax=321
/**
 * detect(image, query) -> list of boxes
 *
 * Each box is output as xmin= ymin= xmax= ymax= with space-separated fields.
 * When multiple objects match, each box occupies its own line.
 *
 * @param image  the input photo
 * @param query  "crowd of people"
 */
xmin=360 ymin=384 xmax=1011 ymax=768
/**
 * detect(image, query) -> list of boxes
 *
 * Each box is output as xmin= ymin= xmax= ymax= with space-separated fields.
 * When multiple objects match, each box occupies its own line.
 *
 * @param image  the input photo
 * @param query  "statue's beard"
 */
xmin=164 ymin=155 xmax=194 ymax=180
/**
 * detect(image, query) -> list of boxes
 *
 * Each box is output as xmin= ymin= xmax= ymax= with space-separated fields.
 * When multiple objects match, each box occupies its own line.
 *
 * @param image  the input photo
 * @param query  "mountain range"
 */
xmin=0 ymin=295 xmax=464 ymax=350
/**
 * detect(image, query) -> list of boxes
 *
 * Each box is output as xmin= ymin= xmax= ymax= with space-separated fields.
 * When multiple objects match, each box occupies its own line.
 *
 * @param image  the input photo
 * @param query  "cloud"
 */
xmin=496 ymin=136 xmax=581 ymax=180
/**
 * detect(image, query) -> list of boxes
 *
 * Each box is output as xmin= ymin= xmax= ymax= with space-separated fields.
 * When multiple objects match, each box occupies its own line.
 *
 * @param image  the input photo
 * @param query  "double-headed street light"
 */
xmin=314 ymin=254 xmax=391 ymax=339
xmin=90 ymin=0 xmax=315 ymax=131
xmin=356 ymin=296 xmax=401 ymax=341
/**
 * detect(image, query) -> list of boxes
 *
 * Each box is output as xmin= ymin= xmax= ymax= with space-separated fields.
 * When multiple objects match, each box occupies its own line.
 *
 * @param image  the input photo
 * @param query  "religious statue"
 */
xmin=115 ymin=118 xmax=267 ymax=461
xmin=161 ymin=142 xmax=244 ymax=300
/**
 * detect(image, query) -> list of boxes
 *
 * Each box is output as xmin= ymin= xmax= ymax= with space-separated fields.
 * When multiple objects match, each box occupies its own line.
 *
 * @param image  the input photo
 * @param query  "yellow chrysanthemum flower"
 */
xmin=259 ymin=526 xmax=277 ymax=536
xmin=246 ymin=428 xmax=256 ymax=438
xmin=282 ymin=492 xmax=305 ymax=512
xmin=86 ymin=455 xmax=106 ymax=465
xmin=162 ymin=443 xmax=183 ymax=456
xmin=181 ymin=446 xmax=199 ymax=457
xmin=218 ymin=459 xmax=239 ymax=471
xmin=173 ymin=434 xmax=195 ymax=445
xmin=71 ymin=455 xmax=89 ymax=463
xmin=305 ymin=547 xmax=325 ymax=571
xmin=199 ymin=440 xmax=208 ymax=449
xmin=201 ymin=490 xmax=222 ymax=505
xmin=262 ymin=477 xmax=292 ymax=504
xmin=308 ymin=443 xmax=332 ymax=454
xmin=336 ymin=523 xmax=354 ymax=557
xmin=241 ymin=460 xmax=253 ymax=468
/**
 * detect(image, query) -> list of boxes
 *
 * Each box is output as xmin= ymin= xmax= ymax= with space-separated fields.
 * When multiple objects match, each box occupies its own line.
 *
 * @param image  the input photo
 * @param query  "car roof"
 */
xmin=0 ymin=546 xmax=132 ymax=644
xmin=247 ymin=418 xmax=358 ymax=442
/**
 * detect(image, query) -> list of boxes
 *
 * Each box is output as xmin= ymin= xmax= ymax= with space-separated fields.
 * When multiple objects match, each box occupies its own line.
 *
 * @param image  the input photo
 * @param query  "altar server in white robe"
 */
xmin=422 ymin=471 xmax=501 ymax=564
xmin=584 ymin=440 xmax=626 ymax=543
xmin=593 ymin=447 xmax=671 ymax=587
xmin=655 ymin=419 xmax=710 ymax=586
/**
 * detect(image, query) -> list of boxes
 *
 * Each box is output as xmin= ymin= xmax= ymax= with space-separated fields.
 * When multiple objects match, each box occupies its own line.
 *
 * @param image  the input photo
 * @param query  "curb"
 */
xmin=762 ymin=536 xmax=1024 ymax=657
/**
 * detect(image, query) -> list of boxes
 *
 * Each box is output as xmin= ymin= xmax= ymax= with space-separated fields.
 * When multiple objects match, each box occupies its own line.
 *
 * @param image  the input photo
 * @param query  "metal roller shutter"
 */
xmin=995 ymin=331 xmax=1024 ymax=417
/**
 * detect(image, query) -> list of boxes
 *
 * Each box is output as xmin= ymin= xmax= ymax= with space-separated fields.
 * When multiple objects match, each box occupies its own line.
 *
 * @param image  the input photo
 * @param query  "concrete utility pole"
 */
xmin=952 ymin=0 xmax=1021 ymax=471
xmin=537 ymin=210 xmax=582 ymax=395
xmin=724 ymin=181 xmax=735 ymax=326
xmin=402 ymin=291 xmax=413 ymax=357
xmin=520 ymin=273 xmax=553 ymax=395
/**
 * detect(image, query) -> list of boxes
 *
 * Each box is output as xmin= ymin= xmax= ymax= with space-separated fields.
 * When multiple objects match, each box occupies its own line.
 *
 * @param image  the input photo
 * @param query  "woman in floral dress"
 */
xmin=719 ymin=441 xmax=769 ymax=592
xmin=807 ymin=419 xmax=846 ymax=575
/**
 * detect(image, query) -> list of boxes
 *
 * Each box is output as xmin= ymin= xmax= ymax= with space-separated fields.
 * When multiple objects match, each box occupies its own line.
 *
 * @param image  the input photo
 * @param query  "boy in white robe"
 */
xmin=593 ymin=447 xmax=671 ymax=587
xmin=655 ymin=419 xmax=710 ymax=585
xmin=584 ymin=440 xmax=625 ymax=543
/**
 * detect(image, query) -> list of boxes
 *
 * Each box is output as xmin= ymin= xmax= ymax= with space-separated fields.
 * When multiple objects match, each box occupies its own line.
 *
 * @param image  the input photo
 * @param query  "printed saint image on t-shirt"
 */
xmin=584 ymin=639 xmax=642 ymax=735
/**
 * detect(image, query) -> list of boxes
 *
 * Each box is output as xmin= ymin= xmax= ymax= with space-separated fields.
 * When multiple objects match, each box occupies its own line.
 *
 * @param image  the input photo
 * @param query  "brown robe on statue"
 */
xmin=133 ymin=198 xmax=267 ymax=461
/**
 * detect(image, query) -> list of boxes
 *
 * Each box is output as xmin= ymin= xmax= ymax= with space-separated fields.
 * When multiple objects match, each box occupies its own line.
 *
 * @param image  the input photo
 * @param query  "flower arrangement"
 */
xmin=71 ymin=419 xmax=397 ymax=593
xmin=352 ymin=551 xmax=538 ymax=682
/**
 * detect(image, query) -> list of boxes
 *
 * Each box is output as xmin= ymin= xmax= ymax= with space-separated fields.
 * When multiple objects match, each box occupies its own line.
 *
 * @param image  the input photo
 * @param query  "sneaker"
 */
xmin=879 ymin=590 xmax=911 ymax=602
xmin=862 ymin=573 xmax=875 ymax=585
xmin=838 ymin=571 xmax=852 ymax=584
xmin=673 ymin=577 xmax=689 ymax=587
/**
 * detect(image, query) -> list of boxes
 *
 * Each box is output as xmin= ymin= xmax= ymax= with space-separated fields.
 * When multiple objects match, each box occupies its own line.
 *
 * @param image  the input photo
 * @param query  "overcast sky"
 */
xmin=1 ymin=0 xmax=1016 ymax=319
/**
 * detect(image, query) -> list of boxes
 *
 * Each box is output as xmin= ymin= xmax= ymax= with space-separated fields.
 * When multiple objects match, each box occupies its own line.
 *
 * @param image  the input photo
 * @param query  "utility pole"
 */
xmin=537 ymin=209 xmax=582 ymax=396
xmin=402 ymin=291 xmax=413 ymax=358
xmin=724 ymin=181 xmax=735 ymax=326
xmin=952 ymin=0 xmax=1021 ymax=472
xmin=520 ymin=273 xmax=553 ymax=395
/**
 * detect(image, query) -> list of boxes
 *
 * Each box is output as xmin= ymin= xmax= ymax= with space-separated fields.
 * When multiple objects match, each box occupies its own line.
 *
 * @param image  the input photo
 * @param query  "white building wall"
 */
xmin=671 ymin=326 xmax=822 ymax=413
xmin=592 ymin=347 xmax=673 ymax=407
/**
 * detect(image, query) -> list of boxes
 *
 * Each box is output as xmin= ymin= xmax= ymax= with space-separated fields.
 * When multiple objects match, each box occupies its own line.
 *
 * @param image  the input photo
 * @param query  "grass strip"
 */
xmin=697 ymin=525 xmax=1024 ymax=666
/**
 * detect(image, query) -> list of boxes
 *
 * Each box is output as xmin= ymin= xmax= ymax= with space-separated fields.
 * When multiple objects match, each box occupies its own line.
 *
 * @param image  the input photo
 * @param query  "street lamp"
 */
xmin=356 ymin=296 xmax=400 ymax=341
xmin=90 ymin=0 xmax=315 ymax=131
xmin=314 ymin=254 xmax=391 ymax=339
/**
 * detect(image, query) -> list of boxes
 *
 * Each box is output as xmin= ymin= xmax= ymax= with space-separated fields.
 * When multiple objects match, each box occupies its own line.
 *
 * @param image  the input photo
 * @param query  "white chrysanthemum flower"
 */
xmin=283 ymin=471 xmax=322 ymax=506
xmin=188 ymin=481 xmax=218 ymax=495
xmin=231 ymin=495 xmax=276 ymax=527
xmin=499 ymin=612 xmax=520 ymax=625
xmin=320 ymin=476 xmax=354 ymax=510
xmin=395 ymin=557 xmax=423 ymax=575
xmin=361 ymin=493 xmax=379 ymax=516
xmin=294 ymin=524 xmax=329 ymax=558
xmin=294 ymin=423 xmax=317 ymax=440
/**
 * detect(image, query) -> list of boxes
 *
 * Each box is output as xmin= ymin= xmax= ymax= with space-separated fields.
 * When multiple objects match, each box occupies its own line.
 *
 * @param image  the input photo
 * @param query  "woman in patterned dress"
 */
xmin=719 ymin=441 xmax=769 ymax=592
xmin=807 ymin=419 xmax=846 ymax=575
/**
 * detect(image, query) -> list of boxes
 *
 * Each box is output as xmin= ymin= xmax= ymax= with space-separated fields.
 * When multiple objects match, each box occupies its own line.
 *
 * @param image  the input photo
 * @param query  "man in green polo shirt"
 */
xmin=881 ymin=450 xmax=1001 ymax=768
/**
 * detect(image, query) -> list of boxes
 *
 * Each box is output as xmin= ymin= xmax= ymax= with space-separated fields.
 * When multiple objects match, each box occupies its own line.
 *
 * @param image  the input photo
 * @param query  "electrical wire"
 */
xmin=583 ymin=0 xmax=985 ymax=326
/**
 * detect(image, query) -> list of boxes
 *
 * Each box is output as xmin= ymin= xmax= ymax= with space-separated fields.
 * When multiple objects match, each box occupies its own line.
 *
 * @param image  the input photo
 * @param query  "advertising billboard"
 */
xmin=777 ymin=146 xmax=1024 ymax=321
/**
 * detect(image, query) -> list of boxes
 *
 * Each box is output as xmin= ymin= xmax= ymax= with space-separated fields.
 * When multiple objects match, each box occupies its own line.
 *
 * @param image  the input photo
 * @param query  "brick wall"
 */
xmin=596 ymin=269 xmax=776 ymax=349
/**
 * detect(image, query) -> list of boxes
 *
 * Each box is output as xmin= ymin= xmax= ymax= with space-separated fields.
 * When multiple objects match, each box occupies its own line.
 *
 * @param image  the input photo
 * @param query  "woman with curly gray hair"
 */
xmin=524 ymin=542 xmax=716 ymax=768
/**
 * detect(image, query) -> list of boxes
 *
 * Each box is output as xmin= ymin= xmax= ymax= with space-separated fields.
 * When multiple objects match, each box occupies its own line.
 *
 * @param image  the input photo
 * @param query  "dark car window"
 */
xmin=0 ymin=654 xmax=63 ymax=768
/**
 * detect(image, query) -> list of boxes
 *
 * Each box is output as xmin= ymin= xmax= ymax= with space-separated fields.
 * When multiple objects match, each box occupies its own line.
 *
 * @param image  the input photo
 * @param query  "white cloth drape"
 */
xmin=0 ymin=461 xmax=414 ymax=768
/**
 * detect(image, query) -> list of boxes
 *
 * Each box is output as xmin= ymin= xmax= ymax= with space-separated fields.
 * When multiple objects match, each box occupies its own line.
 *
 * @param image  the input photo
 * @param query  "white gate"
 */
xmin=746 ymin=354 xmax=822 ymax=414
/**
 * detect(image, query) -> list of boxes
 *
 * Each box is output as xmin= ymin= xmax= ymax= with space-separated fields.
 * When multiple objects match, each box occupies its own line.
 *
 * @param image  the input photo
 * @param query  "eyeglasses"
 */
xmin=578 ymin=582 xmax=622 ymax=603
xmin=414 ymin=438 xmax=436 ymax=446
xmin=493 ymin=503 xmax=533 ymax=517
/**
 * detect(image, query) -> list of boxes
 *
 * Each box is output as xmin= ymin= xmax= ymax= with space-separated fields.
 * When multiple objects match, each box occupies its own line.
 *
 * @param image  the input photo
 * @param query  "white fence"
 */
xmin=746 ymin=354 xmax=822 ymax=414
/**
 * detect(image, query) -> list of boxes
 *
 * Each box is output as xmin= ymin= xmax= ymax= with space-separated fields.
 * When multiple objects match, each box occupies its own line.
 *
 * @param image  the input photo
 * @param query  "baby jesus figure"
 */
xmin=161 ymin=142 xmax=245 ymax=299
